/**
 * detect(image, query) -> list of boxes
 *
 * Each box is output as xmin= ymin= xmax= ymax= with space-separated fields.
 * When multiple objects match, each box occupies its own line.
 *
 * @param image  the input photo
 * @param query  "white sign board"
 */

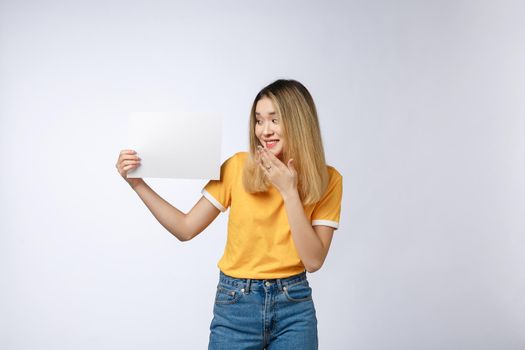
xmin=127 ymin=112 xmax=221 ymax=180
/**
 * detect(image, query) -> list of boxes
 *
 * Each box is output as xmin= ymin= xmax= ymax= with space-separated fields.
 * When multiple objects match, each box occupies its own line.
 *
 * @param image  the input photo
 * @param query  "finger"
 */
xmin=287 ymin=158 xmax=295 ymax=171
xmin=259 ymin=148 xmax=272 ymax=164
xmin=122 ymin=159 xmax=141 ymax=166
xmin=119 ymin=160 xmax=140 ymax=172
xmin=119 ymin=159 xmax=140 ymax=169
xmin=258 ymin=162 xmax=270 ymax=177
xmin=258 ymin=150 xmax=269 ymax=166
xmin=261 ymin=147 xmax=278 ymax=164
xmin=262 ymin=148 xmax=285 ymax=168
xmin=257 ymin=147 xmax=271 ymax=168
xmin=123 ymin=164 xmax=139 ymax=171
xmin=260 ymin=154 xmax=274 ymax=171
xmin=121 ymin=155 xmax=141 ymax=161
xmin=120 ymin=149 xmax=137 ymax=155
xmin=288 ymin=159 xmax=298 ymax=177
xmin=119 ymin=155 xmax=141 ymax=165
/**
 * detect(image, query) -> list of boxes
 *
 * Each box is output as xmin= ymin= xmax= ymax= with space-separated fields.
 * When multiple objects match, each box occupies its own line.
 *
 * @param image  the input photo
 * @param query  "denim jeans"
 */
xmin=208 ymin=271 xmax=318 ymax=350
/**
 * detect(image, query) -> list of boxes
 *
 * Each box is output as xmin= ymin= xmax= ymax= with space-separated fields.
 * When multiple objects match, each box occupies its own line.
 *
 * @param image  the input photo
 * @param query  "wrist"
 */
xmin=129 ymin=178 xmax=145 ymax=190
xmin=281 ymin=188 xmax=300 ymax=202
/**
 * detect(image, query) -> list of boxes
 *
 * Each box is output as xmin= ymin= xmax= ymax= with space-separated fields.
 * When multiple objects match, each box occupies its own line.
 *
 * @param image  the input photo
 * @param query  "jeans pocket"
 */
xmin=214 ymin=285 xmax=243 ymax=305
xmin=283 ymin=280 xmax=313 ymax=302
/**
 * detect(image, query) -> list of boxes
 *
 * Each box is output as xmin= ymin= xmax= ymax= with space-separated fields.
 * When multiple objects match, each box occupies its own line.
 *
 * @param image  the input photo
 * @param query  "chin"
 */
xmin=270 ymin=149 xmax=283 ymax=159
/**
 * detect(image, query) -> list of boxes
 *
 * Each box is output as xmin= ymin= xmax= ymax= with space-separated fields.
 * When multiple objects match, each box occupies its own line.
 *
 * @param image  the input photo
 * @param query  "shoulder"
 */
xmin=220 ymin=151 xmax=249 ymax=174
xmin=323 ymin=165 xmax=343 ymax=197
xmin=223 ymin=151 xmax=249 ymax=167
xmin=222 ymin=151 xmax=248 ymax=163
xmin=232 ymin=151 xmax=249 ymax=162
xmin=326 ymin=165 xmax=343 ymax=183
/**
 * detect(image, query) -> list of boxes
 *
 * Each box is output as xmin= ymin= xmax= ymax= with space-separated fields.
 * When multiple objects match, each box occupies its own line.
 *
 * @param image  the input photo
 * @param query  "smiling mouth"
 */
xmin=264 ymin=140 xmax=279 ymax=149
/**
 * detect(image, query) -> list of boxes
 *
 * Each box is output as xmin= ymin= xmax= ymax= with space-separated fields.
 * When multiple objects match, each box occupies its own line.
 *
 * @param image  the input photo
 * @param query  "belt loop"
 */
xmin=276 ymin=277 xmax=283 ymax=291
xmin=246 ymin=278 xmax=252 ymax=293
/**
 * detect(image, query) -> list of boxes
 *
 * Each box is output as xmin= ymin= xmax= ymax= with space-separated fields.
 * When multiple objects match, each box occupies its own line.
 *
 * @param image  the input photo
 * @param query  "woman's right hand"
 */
xmin=116 ymin=149 xmax=144 ymax=188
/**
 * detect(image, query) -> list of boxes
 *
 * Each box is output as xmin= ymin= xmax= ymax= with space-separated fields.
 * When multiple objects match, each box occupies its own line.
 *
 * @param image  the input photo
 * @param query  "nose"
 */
xmin=262 ymin=121 xmax=274 ymax=136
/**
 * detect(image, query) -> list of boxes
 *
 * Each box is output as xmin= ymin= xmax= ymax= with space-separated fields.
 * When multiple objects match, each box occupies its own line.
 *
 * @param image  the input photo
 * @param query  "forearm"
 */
xmin=282 ymin=190 xmax=325 ymax=272
xmin=131 ymin=180 xmax=191 ymax=241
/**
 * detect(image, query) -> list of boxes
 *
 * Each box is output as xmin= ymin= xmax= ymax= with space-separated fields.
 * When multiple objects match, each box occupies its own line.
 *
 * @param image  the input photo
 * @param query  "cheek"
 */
xmin=277 ymin=128 xmax=284 ymax=141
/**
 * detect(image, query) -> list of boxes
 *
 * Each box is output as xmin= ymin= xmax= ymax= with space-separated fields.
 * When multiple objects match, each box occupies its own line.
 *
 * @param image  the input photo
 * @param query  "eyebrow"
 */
xmin=255 ymin=112 xmax=277 ymax=116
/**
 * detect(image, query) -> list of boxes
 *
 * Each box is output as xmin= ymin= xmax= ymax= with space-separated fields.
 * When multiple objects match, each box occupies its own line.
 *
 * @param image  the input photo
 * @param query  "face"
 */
xmin=255 ymin=97 xmax=285 ymax=160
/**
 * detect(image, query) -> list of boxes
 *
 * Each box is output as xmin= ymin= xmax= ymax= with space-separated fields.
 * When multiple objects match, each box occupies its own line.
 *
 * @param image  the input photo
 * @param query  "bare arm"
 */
xmin=116 ymin=149 xmax=220 ymax=241
xmin=258 ymin=147 xmax=334 ymax=272
xmin=132 ymin=181 xmax=220 ymax=241
xmin=282 ymin=191 xmax=334 ymax=272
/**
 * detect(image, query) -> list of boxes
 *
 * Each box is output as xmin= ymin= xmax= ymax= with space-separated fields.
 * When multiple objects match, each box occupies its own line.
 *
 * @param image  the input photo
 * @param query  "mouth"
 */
xmin=264 ymin=140 xmax=279 ymax=149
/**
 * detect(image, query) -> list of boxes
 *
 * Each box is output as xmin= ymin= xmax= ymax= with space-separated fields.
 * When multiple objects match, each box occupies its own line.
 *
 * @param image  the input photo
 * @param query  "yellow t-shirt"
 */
xmin=202 ymin=152 xmax=343 ymax=279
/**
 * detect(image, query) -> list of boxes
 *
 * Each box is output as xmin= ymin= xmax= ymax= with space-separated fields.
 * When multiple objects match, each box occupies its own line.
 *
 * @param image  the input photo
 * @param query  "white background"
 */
xmin=1 ymin=0 xmax=524 ymax=349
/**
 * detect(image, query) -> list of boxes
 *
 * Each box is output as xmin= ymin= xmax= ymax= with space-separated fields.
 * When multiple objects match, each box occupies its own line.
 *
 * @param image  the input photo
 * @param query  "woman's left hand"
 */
xmin=257 ymin=146 xmax=298 ymax=198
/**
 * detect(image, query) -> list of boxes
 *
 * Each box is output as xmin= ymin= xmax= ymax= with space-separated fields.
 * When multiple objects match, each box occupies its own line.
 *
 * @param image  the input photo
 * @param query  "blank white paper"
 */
xmin=126 ymin=112 xmax=222 ymax=180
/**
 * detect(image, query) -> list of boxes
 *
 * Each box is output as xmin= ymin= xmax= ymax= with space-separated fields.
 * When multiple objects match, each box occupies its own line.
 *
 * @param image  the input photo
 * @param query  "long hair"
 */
xmin=242 ymin=79 xmax=329 ymax=205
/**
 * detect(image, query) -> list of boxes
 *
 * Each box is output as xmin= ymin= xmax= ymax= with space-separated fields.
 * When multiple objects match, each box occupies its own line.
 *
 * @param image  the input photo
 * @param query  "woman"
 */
xmin=116 ymin=79 xmax=343 ymax=349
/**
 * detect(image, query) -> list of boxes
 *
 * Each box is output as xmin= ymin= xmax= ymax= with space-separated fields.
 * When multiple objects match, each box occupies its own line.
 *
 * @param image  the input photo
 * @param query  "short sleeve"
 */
xmin=311 ymin=167 xmax=343 ymax=230
xmin=201 ymin=154 xmax=238 ymax=212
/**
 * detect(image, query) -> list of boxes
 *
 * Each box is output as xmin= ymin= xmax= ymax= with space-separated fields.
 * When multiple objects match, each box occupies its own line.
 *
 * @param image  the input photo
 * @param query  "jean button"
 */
xmin=265 ymin=281 xmax=271 ymax=287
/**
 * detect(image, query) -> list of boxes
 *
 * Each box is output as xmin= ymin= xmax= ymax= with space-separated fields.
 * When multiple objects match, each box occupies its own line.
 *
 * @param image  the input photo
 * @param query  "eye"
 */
xmin=272 ymin=119 xmax=279 ymax=124
xmin=256 ymin=119 xmax=263 ymax=125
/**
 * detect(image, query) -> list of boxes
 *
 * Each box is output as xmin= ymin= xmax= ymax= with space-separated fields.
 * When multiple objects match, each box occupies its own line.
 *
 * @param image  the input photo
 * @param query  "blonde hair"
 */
xmin=242 ymin=79 xmax=329 ymax=205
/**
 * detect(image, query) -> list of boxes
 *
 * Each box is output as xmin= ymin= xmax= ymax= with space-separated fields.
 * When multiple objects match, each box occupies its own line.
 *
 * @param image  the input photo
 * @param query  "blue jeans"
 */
xmin=208 ymin=271 xmax=318 ymax=350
